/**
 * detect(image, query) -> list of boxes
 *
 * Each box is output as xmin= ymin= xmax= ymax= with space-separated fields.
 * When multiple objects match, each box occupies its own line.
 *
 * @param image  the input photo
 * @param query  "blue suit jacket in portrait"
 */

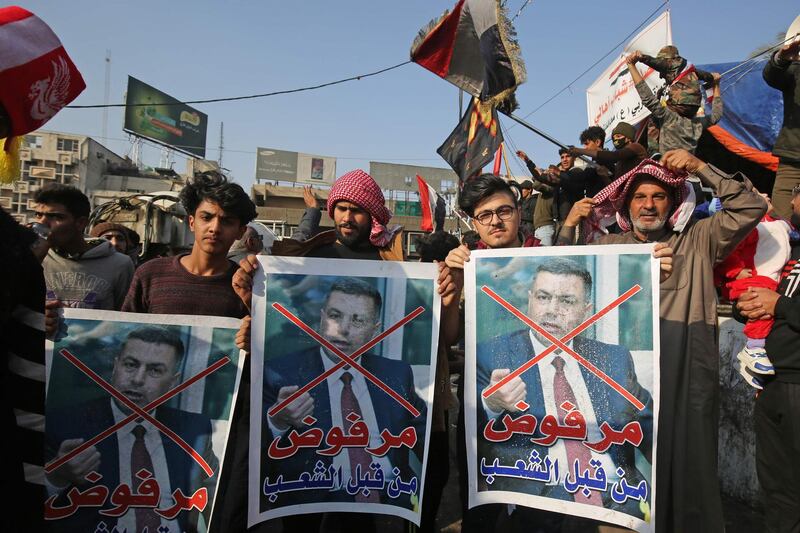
xmin=476 ymin=329 xmax=653 ymax=515
xmin=46 ymin=397 xmax=217 ymax=532
xmin=260 ymin=347 xmax=427 ymax=511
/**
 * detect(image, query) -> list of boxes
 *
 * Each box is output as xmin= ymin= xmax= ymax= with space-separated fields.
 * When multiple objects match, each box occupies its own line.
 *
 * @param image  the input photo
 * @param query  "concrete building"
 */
xmin=2 ymin=130 xmax=181 ymax=224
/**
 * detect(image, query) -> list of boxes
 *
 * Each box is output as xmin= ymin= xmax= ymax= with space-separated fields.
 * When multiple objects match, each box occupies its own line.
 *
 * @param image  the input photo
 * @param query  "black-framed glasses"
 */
xmin=793 ymin=184 xmax=800 ymax=195
xmin=473 ymin=205 xmax=517 ymax=226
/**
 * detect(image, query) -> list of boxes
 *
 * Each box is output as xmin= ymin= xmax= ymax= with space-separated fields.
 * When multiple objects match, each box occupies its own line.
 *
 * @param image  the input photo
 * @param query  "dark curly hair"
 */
xmin=415 ymin=231 xmax=460 ymax=262
xmin=579 ymin=126 xmax=606 ymax=146
xmin=458 ymin=174 xmax=520 ymax=217
xmin=33 ymin=183 xmax=90 ymax=218
xmin=179 ymin=172 xmax=257 ymax=225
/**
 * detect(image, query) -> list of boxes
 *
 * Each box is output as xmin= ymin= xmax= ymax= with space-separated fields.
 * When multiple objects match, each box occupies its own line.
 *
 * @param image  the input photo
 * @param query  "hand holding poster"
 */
xmin=44 ymin=310 xmax=245 ymax=533
xmin=248 ymin=257 xmax=440 ymax=526
xmin=464 ymin=245 xmax=659 ymax=532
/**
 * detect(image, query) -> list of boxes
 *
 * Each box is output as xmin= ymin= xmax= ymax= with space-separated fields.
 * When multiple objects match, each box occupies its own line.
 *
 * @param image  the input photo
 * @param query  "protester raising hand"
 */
xmin=659 ymin=149 xmax=707 ymax=174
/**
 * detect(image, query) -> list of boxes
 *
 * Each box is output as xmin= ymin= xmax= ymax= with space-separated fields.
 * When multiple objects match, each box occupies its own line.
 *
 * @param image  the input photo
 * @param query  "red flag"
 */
xmin=492 ymin=143 xmax=503 ymax=175
xmin=416 ymin=175 xmax=446 ymax=232
xmin=0 ymin=6 xmax=86 ymax=148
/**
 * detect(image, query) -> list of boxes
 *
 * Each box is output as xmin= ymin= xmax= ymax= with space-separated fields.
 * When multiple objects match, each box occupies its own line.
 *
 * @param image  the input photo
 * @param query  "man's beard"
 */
xmin=631 ymin=211 xmax=668 ymax=234
xmin=335 ymin=222 xmax=369 ymax=247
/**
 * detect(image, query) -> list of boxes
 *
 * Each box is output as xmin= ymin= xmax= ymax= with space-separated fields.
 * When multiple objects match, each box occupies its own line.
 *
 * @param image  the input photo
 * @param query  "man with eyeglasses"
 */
xmin=436 ymin=174 xmax=539 ymax=531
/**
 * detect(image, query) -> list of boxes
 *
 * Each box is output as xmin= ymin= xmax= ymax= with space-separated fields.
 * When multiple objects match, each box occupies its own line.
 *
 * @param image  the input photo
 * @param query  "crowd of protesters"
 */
xmin=1 ymin=38 xmax=799 ymax=533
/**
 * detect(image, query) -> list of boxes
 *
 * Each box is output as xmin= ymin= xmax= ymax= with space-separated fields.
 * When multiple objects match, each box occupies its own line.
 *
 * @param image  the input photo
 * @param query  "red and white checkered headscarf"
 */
xmin=584 ymin=158 xmax=695 ymax=242
xmin=327 ymin=169 xmax=400 ymax=247
xmin=0 ymin=7 xmax=86 ymax=149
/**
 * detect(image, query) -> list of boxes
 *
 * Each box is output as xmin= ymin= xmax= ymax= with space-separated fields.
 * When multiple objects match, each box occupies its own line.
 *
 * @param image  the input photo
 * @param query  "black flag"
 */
xmin=437 ymin=97 xmax=503 ymax=183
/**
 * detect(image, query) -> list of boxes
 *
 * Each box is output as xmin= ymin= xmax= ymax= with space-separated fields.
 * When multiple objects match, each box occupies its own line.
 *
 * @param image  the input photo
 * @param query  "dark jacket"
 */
xmin=763 ymin=51 xmax=800 ymax=163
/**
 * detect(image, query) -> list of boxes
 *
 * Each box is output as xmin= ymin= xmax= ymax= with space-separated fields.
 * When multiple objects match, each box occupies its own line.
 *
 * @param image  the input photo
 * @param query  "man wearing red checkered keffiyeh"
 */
xmin=578 ymin=157 xmax=696 ymax=244
xmin=326 ymin=169 xmax=401 ymax=248
xmin=269 ymin=169 xmax=405 ymax=261
xmin=556 ymin=148 xmax=768 ymax=533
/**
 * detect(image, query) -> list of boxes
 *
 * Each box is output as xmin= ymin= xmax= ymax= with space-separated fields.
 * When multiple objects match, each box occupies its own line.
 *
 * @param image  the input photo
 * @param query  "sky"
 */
xmin=20 ymin=1 xmax=800 ymax=189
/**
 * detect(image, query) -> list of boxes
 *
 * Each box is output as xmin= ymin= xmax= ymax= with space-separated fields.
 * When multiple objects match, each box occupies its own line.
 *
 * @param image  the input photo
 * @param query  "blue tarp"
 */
xmin=698 ymin=59 xmax=784 ymax=153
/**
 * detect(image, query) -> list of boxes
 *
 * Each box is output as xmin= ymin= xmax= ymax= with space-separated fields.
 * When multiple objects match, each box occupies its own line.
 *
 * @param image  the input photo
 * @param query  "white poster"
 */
xmin=586 ymin=11 xmax=672 ymax=136
xmin=44 ymin=310 xmax=245 ymax=533
xmin=465 ymin=245 xmax=660 ymax=532
xmin=248 ymin=257 xmax=440 ymax=526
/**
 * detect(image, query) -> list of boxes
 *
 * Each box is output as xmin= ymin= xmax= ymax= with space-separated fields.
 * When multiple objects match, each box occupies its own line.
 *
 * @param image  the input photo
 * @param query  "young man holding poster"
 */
xmin=438 ymin=174 xmax=540 ymax=532
xmin=234 ymin=169 xmax=413 ymax=532
xmin=121 ymin=170 xmax=257 ymax=533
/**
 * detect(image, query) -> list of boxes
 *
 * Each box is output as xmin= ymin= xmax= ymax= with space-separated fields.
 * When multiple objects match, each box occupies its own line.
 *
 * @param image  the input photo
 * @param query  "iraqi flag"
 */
xmin=0 ymin=6 xmax=85 ymax=147
xmin=417 ymin=175 xmax=446 ymax=232
xmin=410 ymin=0 xmax=526 ymax=109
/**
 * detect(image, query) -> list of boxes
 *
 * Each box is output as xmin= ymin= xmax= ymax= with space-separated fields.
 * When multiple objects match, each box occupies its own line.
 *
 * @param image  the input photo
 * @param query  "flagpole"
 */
xmin=502 ymin=112 xmax=569 ymax=149
xmin=502 ymin=112 xmax=591 ymax=164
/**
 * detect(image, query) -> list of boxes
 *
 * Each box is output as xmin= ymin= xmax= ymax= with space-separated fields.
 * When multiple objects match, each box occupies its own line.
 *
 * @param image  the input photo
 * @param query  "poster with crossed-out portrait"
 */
xmin=464 ymin=244 xmax=660 ymax=532
xmin=248 ymin=257 xmax=440 ymax=527
xmin=44 ymin=309 xmax=245 ymax=533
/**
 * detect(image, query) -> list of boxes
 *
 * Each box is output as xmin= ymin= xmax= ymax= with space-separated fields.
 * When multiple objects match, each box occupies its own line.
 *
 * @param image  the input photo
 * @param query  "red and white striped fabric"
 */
xmin=0 ymin=6 xmax=85 ymax=146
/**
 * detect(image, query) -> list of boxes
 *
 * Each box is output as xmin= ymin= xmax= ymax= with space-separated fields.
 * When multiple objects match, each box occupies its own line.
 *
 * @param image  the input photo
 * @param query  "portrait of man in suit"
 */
xmin=260 ymin=277 xmax=427 ymax=512
xmin=46 ymin=326 xmax=219 ymax=533
xmin=475 ymin=256 xmax=653 ymax=517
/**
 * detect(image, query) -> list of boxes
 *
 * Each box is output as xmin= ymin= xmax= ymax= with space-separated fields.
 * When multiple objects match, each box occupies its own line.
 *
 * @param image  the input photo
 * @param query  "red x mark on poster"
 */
xmin=268 ymin=303 xmax=425 ymax=418
xmin=481 ymin=284 xmax=646 ymax=411
xmin=45 ymin=348 xmax=230 ymax=477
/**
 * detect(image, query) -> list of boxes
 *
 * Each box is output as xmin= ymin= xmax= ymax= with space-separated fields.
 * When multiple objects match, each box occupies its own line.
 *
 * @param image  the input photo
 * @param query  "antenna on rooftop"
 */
xmin=218 ymin=122 xmax=224 ymax=169
xmin=102 ymin=49 xmax=111 ymax=144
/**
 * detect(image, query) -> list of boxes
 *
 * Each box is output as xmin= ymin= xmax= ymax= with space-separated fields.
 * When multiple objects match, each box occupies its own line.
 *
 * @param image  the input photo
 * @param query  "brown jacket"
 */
xmin=271 ymin=229 xmax=405 ymax=261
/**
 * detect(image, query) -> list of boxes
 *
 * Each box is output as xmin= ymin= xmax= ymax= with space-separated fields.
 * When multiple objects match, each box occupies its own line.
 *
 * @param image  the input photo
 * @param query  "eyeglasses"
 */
xmin=473 ymin=205 xmax=517 ymax=226
xmin=793 ymin=185 xmax=800 ymax=195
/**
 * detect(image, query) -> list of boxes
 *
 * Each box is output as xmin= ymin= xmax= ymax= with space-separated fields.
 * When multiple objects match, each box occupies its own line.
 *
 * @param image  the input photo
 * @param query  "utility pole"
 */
xmin=102 ymin=50 xmax=111 ymax=144
xmin=218 ymin=122 xmax=224 ymax=168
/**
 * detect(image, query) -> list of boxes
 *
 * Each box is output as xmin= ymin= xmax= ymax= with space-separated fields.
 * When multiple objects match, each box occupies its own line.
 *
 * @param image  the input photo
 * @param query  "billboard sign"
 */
xmin=255 ymin=148 xmax=336 ymax=184
xmin=123 ymin=76 xmax=208 ymax=158
xmin=369 ymin=162 xmax=459 ymax=193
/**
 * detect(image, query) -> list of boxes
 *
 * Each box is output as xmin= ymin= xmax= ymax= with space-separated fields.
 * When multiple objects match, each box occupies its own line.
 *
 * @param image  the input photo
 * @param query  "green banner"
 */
xmin=124 ymin=76 xmax=208 ymax=157
xmin=394 ymin=200 xmax=422 ymax=217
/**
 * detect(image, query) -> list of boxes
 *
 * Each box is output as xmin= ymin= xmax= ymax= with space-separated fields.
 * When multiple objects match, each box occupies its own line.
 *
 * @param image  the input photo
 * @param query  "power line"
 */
xmin=510 ymin=1 xmax=668 ymax=127
xmin=66 ymin=61 xmax=412 ymax=109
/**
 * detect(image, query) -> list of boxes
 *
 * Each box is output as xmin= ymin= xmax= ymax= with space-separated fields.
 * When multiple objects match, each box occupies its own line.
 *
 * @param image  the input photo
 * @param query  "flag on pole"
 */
xmin=416 ymin=175 xmax=446 ymax=232
xmin=437 ymin=97 xmax=503 ymax=182
xmin=0 ymin=6 xmax=86 ymax=153
xmin=492 ymin=143 xmax=503 ymax=176
xmin=410 ymin=0 xmax=526 ymax=109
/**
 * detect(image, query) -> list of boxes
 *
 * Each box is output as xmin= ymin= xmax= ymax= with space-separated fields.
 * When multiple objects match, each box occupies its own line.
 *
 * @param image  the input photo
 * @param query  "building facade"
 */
xmin=2 ymin=130 xmax=181 ymax=224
